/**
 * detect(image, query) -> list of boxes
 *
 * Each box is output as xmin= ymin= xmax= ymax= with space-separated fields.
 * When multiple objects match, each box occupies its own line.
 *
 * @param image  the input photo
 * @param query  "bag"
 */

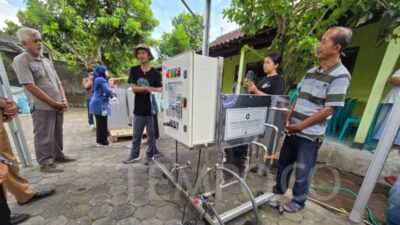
xmin=101 ymin=102 xmax=110 ymax=116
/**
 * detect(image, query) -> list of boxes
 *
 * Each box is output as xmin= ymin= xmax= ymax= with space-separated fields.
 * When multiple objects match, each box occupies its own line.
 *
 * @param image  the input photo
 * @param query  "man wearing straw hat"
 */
xmin=124 ymin=44 xmax=162 ymax=165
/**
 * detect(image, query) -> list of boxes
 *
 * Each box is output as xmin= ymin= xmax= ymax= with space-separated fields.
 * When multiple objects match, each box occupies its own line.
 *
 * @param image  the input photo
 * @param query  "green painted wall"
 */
xmin=345 ymin=23 xmax=400 ymax=118
xmin=354 ymin=37 xmax=400 ymax=145
xmin=222 ymin=48 xmax=265 ymax=93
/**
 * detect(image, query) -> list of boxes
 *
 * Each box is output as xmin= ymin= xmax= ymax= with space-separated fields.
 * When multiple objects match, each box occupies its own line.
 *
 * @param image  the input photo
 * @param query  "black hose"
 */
xmin=182 ymin=148 xmax=203 ymax=224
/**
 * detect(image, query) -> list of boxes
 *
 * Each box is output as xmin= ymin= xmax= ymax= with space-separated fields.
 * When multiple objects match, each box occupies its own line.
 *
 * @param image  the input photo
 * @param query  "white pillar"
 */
xmin=349 ymin=92 xmax=400 ymax=222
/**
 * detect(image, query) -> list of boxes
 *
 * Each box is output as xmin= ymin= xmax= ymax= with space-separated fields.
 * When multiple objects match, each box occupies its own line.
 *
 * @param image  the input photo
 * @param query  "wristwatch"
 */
xmin=0 ymin=157 xmax=12 ymax=167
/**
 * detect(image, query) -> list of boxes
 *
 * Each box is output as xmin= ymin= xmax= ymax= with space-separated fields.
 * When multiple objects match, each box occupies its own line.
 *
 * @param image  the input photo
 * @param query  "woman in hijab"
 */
xmin=89 ymin=65 xmax=116 ymax=146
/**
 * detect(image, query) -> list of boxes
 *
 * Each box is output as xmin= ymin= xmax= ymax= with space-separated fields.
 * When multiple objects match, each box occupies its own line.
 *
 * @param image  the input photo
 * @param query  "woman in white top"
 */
xmin=374 ymin=68 xmax=400 ymax=185
xmin=374 ymin=69 xmax=400 ymax=144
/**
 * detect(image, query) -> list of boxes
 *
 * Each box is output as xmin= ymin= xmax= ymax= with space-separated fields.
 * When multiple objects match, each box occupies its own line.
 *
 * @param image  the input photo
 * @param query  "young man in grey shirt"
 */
xmin=13 ymin=27 xmax=76 ymax=173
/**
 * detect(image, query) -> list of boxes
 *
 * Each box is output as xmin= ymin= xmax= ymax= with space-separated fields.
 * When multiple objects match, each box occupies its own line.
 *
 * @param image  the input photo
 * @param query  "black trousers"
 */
xmin=95 ymin=115 xmax=109 ymax=145
xmin=0 ymin=185 xmax=10 ymax=225
xmin=224 ymin=144 xmax=248 ymax=178
xmin=153 ymin=114 xmax=159 ymax=140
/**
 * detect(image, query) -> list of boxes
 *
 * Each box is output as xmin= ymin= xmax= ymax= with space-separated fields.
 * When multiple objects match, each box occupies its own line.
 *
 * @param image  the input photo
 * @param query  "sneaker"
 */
xmin=10 ymin=213 xmax=30 ymax=224
xmin=154 ymin=150 xmax=164 ymax=157
xmin=54 ymin=155 xmax=77 ymax=163
xmin=90 ymin=124 xmax=96 ymax=130
xmin=18 ymin=187 xmax=56 ymax=205
xmin=144 ymin=157 xmax=153 ymax=165
xmin=272 ymin=186 xmax=284 ymax=195
xmin=123 ymin=156 xmax=141 ymax=164
xmin=385 ymin=176 xmax=397 ymax=186
xmin=96 ymin=143 xmax=110 ymax=147
xmin=40 ymin=164 xmax=64 ymax=173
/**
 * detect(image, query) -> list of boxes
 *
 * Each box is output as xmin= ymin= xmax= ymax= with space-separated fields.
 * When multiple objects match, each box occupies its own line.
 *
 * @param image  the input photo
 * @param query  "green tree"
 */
xmin=16 ymin=0 xmax=158 ymax=75
xmin=158 ymin=12 xmax=203 ymax=59
xmin=0 ymin=20 xmax=20 ymax=35
xmin=223 ymin=0 xmax=400 ymax=90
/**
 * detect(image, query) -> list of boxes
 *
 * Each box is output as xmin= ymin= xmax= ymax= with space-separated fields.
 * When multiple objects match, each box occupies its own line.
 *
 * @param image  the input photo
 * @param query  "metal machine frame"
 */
xmin=0 ymin=55 xmax=32 ymax=167
xmin=154 ymin=93 xmax=289 ymax=224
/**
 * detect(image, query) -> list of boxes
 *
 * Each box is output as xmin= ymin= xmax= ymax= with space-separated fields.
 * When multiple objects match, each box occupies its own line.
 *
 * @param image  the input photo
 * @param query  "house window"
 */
xmin=246 ymin=61 xmax=264 ymax=82
xmin=342 ymin=47 xmax=359 ymax=75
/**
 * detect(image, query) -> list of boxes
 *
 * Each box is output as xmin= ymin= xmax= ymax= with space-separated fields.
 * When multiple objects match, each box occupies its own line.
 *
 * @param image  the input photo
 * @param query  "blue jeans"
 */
xmin=273 ymin=135 xmax=322 ymax=207
xmin=86 ymin=99 xmax=94 ymax=125
xmin=388 ymin=176 xmax=400 ymax=225
xmin=129 ymin=115 xmax=156 ymax=159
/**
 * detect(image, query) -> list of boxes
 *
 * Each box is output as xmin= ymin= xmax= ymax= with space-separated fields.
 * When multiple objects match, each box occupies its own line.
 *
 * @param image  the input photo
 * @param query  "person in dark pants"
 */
xmin=0 ymin=155 xmax=11 ymax=225
xmin=387 ymin=175 xmax=400 ymax=225
xmin=273 ymin=26 xmax=353 ymax=213
xmin=151 ymin=94 xmax=160 ymax=140
xmin=123 ymin=44 xmax=162 ymax=165
xmin=89 ymin=66 xmax=115 ymax=146
xmin=82 ymin=68 xmax=95 ymax=130
xmin=0 ymin=97 xmax=55 ymax=224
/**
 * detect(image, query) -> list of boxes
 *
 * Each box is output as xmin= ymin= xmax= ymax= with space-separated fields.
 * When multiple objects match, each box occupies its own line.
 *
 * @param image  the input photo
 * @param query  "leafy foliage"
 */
xmin=14 ymin=0 xmax=158 ymax=76
xmin=1 ymin=20 xmax=20 ymax=35
xmin=158 ymin=12 xmax=203 ymax=60
xmin=223 ymin=0 xmax=400 ymax=90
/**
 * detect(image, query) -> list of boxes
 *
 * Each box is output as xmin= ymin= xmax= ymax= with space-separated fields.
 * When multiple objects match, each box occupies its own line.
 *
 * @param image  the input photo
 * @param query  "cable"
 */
xmin=310 ymin=186 xmax=378 ymax=225
xmin=155 ymin=181 xmax=184 ymax=214
xmin=176 ymin=140 xmax=178 ymax=167
xmin=307 ymin=197 xmax=373 ymax=225
xmin=181 ymin=148 xmax=203 ymax=224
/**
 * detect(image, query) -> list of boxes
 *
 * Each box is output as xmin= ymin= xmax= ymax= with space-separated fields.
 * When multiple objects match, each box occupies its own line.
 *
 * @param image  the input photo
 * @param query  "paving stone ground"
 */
xmin=6 ymin=109 xmax=361 ymax=225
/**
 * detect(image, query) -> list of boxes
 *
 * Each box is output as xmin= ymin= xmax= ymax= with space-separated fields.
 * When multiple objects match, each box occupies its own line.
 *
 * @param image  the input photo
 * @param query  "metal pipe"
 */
xmin=349 ymin=92 xmax=400 ymax=222
xmin=264 ymin=123 xmax=279 ymax=165
xmin=202 ymin=0 xmax=211 ymax=56
xmin=269 ymin=107 xmax=290 ymax=112
xmin=220 ymin=180 xmax=238 ymax=189
xmin=153 ymin=158 xmax=219 ymax=224
xmin=251 ymin=141 xmax=268 ymax=155
xmin=0 ymin=55 xmax=32 ymax=167
xmin=215 ymin=166 xmax=259 ymax=225
xmin=219 ymin=193 xmax=273 ymax=223
xmin=214 ymin=57 xmax=224 ymax=148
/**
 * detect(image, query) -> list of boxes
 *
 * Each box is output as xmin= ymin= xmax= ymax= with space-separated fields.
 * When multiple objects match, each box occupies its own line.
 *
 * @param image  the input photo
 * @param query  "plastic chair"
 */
xmin=339 ymin=98 xmax=358 ymax=127
xmin=326 ymin=107 xmax=343 ymax=135
xmin=326 ymin=98 xmax=354 ymax=136
xmin=339 ymin=117 xmax=361 ymax=140
xmin=288 ymin=87 xmax=300 ymax=107
xmin=17 ymin=97 xmax=30 ymax=114
xmin=364 ymin=103 xmax=384 ymax=147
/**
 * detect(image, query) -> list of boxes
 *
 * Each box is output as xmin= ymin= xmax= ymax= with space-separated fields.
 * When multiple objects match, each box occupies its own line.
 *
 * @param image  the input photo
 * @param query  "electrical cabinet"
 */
xmin=162 ymin=51 xmax=223 ymax=148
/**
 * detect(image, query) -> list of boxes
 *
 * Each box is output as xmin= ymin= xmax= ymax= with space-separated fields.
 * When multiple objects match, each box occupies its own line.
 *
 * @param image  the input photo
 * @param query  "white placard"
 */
xmin=224 ymin=107 xmax=267 ymax=141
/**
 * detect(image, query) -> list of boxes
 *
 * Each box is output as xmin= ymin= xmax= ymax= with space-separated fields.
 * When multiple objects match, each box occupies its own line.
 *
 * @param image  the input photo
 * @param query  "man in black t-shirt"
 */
xmin=123 ymin=44 xmax=162 ymax=165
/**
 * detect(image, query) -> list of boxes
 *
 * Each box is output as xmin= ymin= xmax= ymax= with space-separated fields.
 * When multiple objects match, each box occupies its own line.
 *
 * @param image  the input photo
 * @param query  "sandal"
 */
xmin=384 ymin=176 xmax=397 ymax=186
xmin=283 ymin=201 xmax=304 ymax=213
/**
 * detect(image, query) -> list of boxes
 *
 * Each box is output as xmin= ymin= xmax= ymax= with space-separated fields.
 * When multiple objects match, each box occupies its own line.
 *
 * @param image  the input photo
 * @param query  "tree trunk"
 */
xmin=96 ymin=44 xmax=104 ymax=65
xmin=62 ymin=32 xmax=90 ymax=68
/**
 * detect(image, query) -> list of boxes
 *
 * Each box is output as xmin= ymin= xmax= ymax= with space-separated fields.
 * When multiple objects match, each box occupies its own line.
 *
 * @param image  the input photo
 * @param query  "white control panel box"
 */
xmin=162 ymin=51 xmax=223 ymax=148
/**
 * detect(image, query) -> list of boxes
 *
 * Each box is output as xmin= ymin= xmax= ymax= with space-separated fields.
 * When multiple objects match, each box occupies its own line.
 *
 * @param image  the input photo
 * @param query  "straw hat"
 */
xmin=133 ymin=43 xmax=154 ymax=61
